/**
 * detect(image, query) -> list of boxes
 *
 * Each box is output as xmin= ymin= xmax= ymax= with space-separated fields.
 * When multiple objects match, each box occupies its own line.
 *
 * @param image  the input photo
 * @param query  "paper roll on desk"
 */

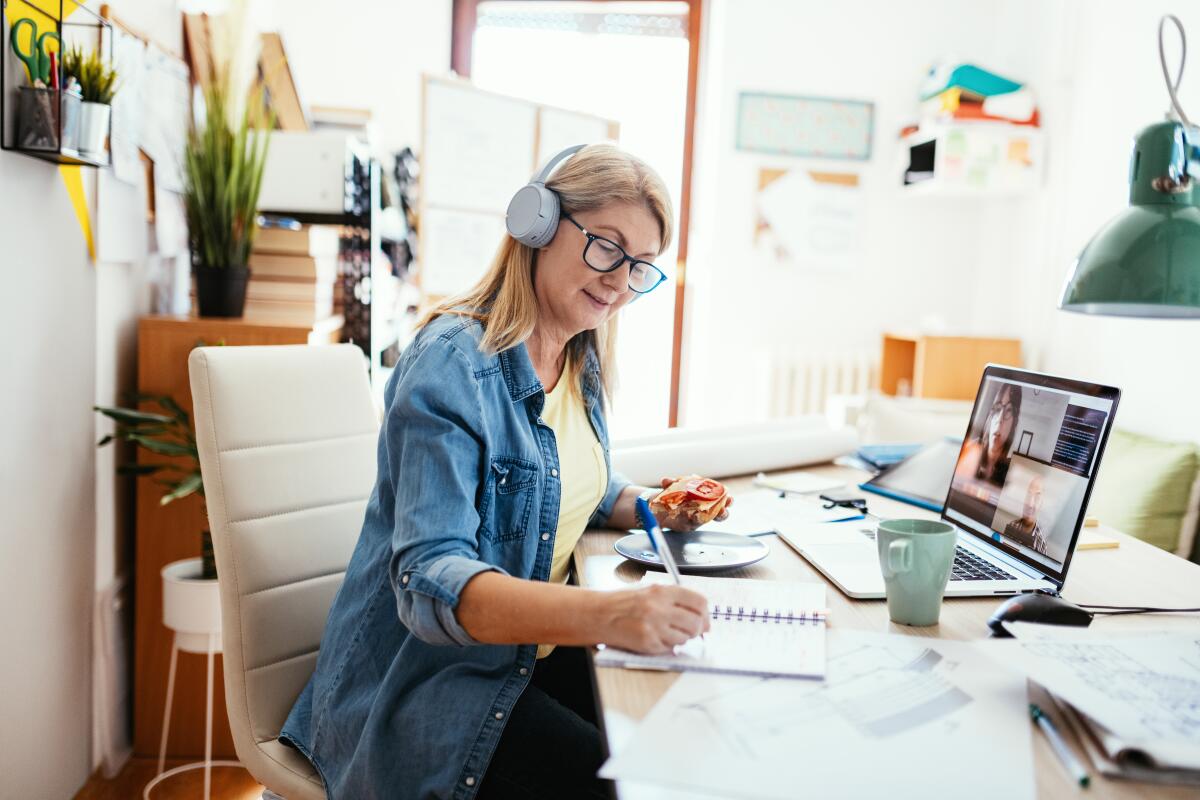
xmin=611 ymin=417 xmax=859 ymax=486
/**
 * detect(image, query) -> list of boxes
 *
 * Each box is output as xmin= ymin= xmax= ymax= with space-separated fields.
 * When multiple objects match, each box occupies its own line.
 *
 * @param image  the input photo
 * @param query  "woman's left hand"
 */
xmin=651 ymin=476 xmax=733 ymax=532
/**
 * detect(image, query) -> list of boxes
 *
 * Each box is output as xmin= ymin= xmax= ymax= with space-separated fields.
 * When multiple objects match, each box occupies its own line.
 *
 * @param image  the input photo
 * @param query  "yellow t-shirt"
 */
xmin=537 ymin=367 xmax=607 ymax=658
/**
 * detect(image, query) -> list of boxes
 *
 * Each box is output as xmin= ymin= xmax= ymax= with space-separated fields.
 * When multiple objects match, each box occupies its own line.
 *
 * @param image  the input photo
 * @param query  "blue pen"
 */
xmin=635 ymin=496 xmax=682 ymax=584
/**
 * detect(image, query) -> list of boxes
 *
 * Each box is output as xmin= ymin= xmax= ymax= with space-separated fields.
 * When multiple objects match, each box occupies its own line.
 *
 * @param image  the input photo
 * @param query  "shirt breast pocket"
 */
xmin=479 ymin=456 xmax=538 ymax=543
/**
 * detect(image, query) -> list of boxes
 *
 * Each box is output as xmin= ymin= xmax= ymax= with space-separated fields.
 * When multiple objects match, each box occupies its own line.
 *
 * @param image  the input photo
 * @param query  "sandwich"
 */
xmin=650 ymin=475 xmax=730 ymax=526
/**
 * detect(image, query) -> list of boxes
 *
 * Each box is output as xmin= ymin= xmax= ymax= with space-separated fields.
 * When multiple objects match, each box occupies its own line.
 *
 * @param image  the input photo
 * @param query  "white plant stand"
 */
xmin=144 ymin=558 xmax=242 ymax=799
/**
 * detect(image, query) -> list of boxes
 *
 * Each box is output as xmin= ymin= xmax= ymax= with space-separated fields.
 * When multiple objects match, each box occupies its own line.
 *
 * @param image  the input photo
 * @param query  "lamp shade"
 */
xmin=1060 ymin=121 xmax=1200 ymax=318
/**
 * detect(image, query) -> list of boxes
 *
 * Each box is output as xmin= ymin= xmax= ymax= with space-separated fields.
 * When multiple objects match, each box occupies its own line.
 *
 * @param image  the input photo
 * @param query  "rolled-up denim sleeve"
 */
xmin=588 ymin=467 xmax=631 ymax=529
xmin=384 ymin=335 xmax=504 ymax=646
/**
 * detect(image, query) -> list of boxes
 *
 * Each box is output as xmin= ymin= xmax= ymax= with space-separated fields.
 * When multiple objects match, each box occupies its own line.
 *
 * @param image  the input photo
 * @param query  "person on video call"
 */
xmin=956 ymin=383 xmax=1023 ymax=489
xmin=1003 ymin=475 xmax=1048 ymax=554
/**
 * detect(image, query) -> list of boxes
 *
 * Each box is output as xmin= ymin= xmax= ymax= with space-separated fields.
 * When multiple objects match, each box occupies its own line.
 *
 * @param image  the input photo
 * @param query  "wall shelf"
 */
xmin=1 ymin=0 xmax=112 ymax=167
xmin=900 ymin=121 xmax=1043 ymax=196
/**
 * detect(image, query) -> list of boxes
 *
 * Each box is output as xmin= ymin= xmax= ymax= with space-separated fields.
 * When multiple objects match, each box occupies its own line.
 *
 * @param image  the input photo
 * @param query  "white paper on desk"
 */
xmin=698 ymin=488 xmax=861 ymax=536
xmin=752 ymin=470 xmax=845 ymax=495
xmin=980 ymin=632 xmax=1200 ymax=770
xmin=601 ymin=630 xmax=1034 ymax=800
xmin=597 ymin=573 xmax=827 ymax=679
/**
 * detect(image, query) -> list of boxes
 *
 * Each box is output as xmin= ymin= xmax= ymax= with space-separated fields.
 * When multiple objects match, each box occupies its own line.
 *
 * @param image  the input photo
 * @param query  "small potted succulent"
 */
xmin=63 ymin=45 xmax=117 ymax=160
xmin=96 ymin=395 xmax=220 ymax=648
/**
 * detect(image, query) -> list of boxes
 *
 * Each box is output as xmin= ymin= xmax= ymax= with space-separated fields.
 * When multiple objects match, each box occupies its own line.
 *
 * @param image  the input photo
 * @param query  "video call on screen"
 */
xmin=947 ymin=378 xmax=1112 ymax=571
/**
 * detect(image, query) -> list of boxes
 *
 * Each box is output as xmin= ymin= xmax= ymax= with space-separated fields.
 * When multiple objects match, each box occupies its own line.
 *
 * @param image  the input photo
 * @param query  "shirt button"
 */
xmin=465 ymin=776 xmax=476 ymax=787
xmin=541 ymin=532 xmax=550 ymax=541
xmin=550 ymin=468 xmax=559 ymax=477
xmin=519 ymin=667 xmax=529 ymax=676
xmin=494 ymin=711 xmax=504 ymax=720
xmin=400 ymin=574 xmax=409 ymax=585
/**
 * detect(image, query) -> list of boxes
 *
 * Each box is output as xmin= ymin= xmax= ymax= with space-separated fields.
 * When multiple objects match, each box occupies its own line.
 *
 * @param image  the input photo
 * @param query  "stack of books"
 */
xmin=243 ymin=224 xmax=342 ymax=324
xmin=918 ymin=62 xmax=1040 ymax=127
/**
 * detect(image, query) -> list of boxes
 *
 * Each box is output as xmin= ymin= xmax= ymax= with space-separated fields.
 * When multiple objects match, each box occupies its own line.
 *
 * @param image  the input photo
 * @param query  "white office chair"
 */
xmin=189 ymin=344 xmax=380 ymax=799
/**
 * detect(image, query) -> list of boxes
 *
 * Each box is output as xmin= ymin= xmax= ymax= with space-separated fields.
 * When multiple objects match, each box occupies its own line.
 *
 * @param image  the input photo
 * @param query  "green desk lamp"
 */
xmin=1060 ymin=15 xmax=1200 ymax=318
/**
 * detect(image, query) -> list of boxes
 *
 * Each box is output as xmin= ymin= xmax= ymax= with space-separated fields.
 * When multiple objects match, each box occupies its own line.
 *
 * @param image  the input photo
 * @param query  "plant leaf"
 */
xmin=117 ymin=463 xmax=164 ymax=476
xmin=160 ymin=473 xmax=204 ymax=505
xmin=94 ymin=405 xmax=174 ymax=425
xmin=128 ymin=435 xmax=196 ymax=457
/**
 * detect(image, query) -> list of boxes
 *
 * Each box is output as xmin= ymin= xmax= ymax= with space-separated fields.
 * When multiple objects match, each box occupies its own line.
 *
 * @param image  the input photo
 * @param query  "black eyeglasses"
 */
xmin=562 ymin=214 xmax=667 ymax=294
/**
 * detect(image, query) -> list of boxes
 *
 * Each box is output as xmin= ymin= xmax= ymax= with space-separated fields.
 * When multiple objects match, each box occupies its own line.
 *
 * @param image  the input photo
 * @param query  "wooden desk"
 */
xmin=574 ymin=464 xmax=1200 ymax=799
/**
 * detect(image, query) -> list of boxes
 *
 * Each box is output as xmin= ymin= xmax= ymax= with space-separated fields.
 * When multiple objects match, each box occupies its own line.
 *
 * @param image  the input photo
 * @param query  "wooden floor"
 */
xmin=74 ymin=757 xmax=264 ymax=800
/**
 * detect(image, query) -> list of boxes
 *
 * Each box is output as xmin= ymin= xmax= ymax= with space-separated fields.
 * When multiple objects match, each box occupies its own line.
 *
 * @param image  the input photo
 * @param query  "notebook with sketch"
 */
xmin=594 ymin=574 xmax=827 ymax=680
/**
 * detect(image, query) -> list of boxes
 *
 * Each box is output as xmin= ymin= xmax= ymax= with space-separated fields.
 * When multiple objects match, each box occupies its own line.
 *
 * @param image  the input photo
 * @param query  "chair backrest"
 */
xmin=189 ymin=344 xmax=378 ymax=755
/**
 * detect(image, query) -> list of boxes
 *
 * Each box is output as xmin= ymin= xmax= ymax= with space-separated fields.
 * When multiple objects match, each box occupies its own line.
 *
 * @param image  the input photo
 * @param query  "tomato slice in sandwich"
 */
xmin=684 ymin=478 xmax=725 ymax=502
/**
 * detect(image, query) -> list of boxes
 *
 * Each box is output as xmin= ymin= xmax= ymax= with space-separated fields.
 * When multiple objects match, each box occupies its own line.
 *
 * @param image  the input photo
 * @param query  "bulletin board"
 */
xmin=737 ymin=92 xmax=874 ymax=161
xmin=419 ymin=74 xmax=617 ymax=299
xmin=95 ymin=6 xmax=191 ymax=270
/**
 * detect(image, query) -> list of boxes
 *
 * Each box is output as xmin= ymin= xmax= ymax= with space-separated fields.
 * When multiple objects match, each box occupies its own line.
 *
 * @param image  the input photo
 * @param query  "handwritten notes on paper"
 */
xmin=601 ymin=631 xmax=1034 ymax=800
xmin=986 ymin=630 xmax=1200 ymax=770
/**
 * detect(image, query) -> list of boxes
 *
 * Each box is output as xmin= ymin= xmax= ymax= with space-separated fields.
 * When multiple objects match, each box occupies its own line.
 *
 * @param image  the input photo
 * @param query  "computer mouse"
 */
xmin=987 ymin=594 xmax=1095 ymax=637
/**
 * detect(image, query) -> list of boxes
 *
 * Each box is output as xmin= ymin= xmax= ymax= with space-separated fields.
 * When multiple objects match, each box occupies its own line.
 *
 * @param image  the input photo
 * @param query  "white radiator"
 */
xmin=767 ymin=350 xmax=877 ymax=417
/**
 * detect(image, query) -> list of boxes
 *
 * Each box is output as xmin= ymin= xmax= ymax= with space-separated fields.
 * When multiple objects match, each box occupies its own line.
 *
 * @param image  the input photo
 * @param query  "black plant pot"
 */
xmin=195 ymin=265 xmax=250 ymax=317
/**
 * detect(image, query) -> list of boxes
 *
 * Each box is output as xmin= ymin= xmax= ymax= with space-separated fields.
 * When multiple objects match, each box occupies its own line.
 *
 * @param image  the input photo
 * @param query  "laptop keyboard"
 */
xmin=950 ymin=546 xmax=1016 ymax=581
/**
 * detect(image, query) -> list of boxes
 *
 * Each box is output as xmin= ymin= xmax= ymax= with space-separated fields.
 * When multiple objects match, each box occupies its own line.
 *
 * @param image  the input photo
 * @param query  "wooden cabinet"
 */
xmin=880 ymin=333 xmax=1021 ymax=401
xmin=133 ymin=314 xmax=342 ymax=758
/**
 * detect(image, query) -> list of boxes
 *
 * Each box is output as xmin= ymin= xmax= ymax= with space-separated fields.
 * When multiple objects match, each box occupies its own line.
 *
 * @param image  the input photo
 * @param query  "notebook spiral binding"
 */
xmin=711 ymin=604 xmax=829 ymax=624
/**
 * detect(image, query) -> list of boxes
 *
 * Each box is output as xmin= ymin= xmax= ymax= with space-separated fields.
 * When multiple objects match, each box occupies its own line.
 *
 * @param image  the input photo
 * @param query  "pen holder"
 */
xmin=17 ymin=86 xmax=60 ymax=152
xmin=60 ymin=89 xmax=83 ymax=153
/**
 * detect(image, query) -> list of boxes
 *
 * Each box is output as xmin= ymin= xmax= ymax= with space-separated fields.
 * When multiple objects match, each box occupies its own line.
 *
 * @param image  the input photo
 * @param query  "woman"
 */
xmin=280 ymin=144 xmax=724 ymax=799
xmin=954 ymin=382 xmax=1023 ymax=492
xmin=973 ymin=383 xmax=1022 ymax=486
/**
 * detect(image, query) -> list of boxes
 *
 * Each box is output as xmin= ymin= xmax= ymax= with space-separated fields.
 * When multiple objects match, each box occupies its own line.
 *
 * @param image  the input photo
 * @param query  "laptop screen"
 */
xmin=943 ymin=366 xmax=1120 ymax=586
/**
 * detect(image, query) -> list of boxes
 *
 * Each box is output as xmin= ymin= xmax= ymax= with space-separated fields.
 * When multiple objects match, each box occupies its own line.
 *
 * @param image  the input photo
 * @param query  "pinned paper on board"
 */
xmin=140 ymin=44 xmax=191 ymax=193
xmin=754 ymin=168 xmax=862 ymax=268
xmin=107 ymin=25 xmax=147 ymax=185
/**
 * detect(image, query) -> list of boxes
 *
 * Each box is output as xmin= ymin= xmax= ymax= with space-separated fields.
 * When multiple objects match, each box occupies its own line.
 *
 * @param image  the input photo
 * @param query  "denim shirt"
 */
xmin=279 ymin=313 xmax=629 ymax=800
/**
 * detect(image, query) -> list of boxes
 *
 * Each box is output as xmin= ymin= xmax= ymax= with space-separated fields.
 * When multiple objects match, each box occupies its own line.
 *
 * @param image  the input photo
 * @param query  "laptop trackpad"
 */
xmin=801 ymin=542 xmax=885 ymax=595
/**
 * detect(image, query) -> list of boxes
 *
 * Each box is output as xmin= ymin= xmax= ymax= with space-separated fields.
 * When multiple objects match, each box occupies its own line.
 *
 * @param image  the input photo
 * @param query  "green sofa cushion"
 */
xmin=1087 ymin=429 xmax=1199 ymax=554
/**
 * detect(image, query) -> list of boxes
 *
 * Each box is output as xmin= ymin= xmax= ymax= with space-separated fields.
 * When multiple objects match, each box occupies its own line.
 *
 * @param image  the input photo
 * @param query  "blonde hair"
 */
xmin=421 ymin=143 xmax=674 ymax=403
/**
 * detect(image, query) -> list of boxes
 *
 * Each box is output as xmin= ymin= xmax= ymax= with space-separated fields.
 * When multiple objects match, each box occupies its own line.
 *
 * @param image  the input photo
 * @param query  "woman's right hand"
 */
xmin=596 ymin=584 xmax=711 ymax=654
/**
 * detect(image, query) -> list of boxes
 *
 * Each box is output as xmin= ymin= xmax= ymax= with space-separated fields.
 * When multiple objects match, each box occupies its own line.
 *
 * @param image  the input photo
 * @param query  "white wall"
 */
xmin=1022 ymin=0 xmax=1200 ymax=444
xmin=278 ymin=0 xmax=452 ymax=150
xmin=682 ymin=0 xmax=1200 ymax=446
xmin=682 ymin=0 xmax=1034 ymax=426
xmin=0 ymin=159 xmax=97 ymax=797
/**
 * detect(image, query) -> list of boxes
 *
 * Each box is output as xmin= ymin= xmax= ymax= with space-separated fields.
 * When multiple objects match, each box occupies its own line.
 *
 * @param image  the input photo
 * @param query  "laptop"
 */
xmin=789 ymin=365 xmax=1121 ymax=599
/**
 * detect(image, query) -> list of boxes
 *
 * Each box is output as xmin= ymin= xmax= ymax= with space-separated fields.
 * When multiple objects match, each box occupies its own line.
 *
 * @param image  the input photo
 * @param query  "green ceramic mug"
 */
xmin=877 ymin=518 xmax=957 ymax=626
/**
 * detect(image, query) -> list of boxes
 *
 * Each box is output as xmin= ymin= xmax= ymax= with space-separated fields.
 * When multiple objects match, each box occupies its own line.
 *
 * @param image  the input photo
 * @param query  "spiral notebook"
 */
xmin=594 ymin=575 xmax=827 ymax=680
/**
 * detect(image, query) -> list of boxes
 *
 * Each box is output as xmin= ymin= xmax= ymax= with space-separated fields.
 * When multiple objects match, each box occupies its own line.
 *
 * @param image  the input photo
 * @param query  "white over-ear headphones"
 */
xmin=505 ymin=144 xmax=587 ymax=248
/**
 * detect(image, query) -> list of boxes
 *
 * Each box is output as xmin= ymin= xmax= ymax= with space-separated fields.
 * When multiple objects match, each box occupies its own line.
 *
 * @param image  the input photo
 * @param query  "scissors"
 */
xmin=9 ymin=18 xmax=61 ymax=85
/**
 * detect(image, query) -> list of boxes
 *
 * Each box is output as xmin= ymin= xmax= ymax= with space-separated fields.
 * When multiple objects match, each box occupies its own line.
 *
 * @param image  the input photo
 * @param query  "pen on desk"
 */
xmin=1030 ymin=703 xmax=1090 ymax=788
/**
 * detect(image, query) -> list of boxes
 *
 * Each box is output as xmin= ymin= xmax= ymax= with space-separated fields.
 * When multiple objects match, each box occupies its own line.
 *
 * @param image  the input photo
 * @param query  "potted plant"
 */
xmin=185 ymin=69 xmax=272 ymax=318
xmin=96 ymin=394 xmax=222 ymax=649
xmin=62 ymin=45 xmax=117 ymax=160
